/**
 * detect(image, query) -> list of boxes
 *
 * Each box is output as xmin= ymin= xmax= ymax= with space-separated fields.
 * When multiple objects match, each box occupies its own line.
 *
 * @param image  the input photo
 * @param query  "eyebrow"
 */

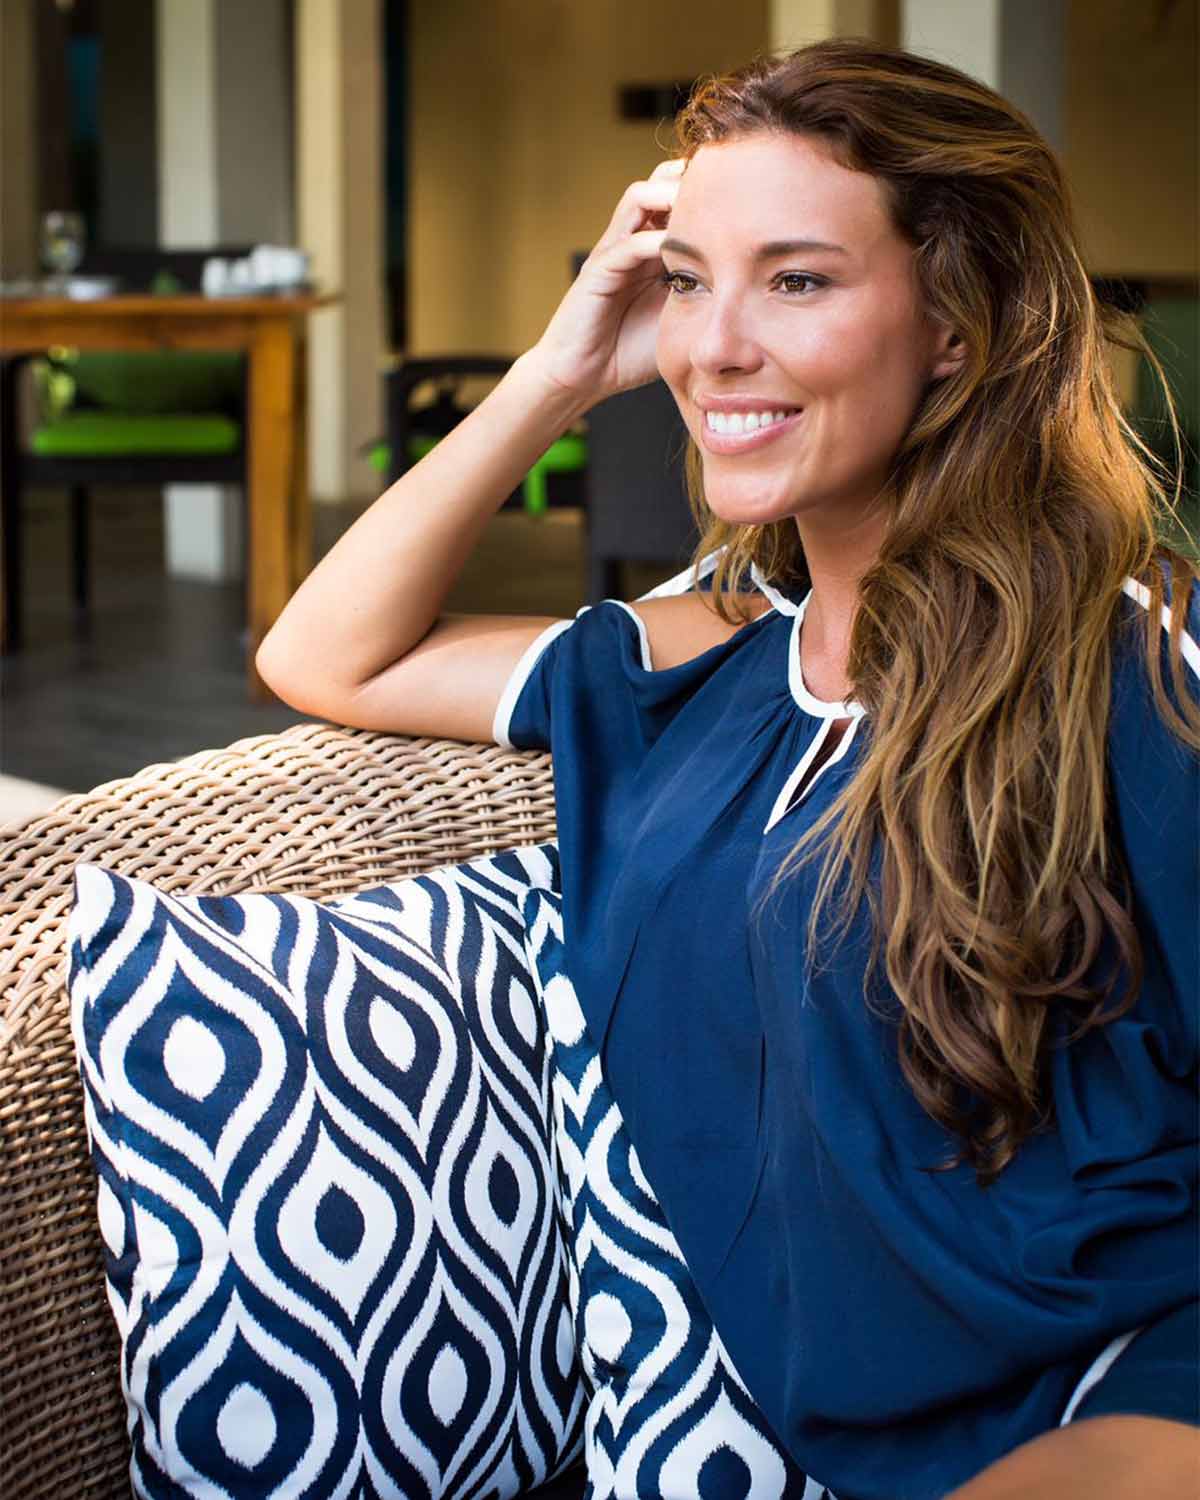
xmin=660 ymin=236 xmax=850 ymax=261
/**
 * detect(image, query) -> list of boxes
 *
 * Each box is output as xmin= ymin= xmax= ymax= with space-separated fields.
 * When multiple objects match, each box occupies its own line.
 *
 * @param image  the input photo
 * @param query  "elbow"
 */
xmin=254 ymin=636 xmax=306 ymax=710
xmin=254 ymin=636 xmax=358 ymax=726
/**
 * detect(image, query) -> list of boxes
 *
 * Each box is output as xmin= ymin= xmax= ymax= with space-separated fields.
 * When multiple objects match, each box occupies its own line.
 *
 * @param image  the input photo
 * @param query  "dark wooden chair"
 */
xmin=565 ymin=252 xmax=699 ymax=600
xmin=0 ymin=246 xmax=252 ymax=650
xmin=583 ymin=377 xmax=698 ymax=602
xmin=384 ymin=354 xmax=588 ymax=516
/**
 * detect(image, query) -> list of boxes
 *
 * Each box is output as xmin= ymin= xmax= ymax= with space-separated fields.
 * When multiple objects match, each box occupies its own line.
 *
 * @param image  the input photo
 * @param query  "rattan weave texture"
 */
xmin=0 ymin=722 xmax=556 ymax=1498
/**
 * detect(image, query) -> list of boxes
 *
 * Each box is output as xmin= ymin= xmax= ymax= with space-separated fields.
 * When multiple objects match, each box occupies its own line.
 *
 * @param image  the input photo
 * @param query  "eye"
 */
xmin=660 ymin=269 xmax=700 ymax=295
xmin=774 ymin=272 xmax=826 ymax=295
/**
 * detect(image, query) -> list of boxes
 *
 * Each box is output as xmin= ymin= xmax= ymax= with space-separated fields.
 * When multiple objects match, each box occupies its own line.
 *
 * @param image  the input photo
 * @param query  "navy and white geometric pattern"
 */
xmin=67 ymin=846 xmax=585 ymax=1499
xmin=521 ymin=881 xmax=837 ymax=1500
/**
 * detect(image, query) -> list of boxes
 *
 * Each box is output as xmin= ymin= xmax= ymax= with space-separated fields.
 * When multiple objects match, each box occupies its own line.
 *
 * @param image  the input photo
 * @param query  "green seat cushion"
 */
xmin=369 ymin=432 xmax=588 ymax=515
xmin=67 ymin=352 xmax=244 ymax=414
xmin=31 ymin=412 xmax=241 ymax=457
xmin=521 ymin=431 xmax=588 ymax=514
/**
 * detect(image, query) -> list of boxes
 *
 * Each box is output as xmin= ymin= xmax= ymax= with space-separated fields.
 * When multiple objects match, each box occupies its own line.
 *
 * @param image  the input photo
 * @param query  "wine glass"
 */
xmin=41 ymin=211 xmax=86 ymax=291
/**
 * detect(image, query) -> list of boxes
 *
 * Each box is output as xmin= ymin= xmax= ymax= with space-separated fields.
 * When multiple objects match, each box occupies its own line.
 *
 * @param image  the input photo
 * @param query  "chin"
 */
xmin=698 ymin=468 xmax=804 ymax=529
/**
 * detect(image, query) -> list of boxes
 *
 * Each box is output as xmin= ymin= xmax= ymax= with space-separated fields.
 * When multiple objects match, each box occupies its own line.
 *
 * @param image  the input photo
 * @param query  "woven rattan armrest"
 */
xmin=0 ymin=723 xmax=556 ymax=1499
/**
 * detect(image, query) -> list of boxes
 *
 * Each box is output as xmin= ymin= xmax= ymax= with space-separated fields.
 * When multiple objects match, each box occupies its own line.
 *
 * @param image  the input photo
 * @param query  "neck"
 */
xmin=793 ymin=500 xmax=887 ymax=663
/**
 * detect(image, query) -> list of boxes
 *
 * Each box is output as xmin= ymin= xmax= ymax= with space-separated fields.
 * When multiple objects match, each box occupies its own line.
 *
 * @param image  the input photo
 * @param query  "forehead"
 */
xmin=670 ymin=133 xmax=899 ymax=264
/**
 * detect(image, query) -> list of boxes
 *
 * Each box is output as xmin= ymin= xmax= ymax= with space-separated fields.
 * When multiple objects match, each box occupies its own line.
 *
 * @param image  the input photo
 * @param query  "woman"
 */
xmin=257 ymin=40 xmax=1198 ymax=1500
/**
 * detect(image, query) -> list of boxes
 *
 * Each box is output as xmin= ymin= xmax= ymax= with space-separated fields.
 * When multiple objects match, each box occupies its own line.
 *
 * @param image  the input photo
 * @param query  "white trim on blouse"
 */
xmin=1059 ymin=1327 xmax=1144 ymax=1426
xmin=610 ymin=600 xmax=653 ymax=671
xmin=763 ymin=714 xmax=864 ymax=834
xmin=1121 ymin=576 xmax=1200 ymax=681
xmin=788 ymin=593 xmax=867 ymax=720
xmin=751 ymin=562 xmax=803 ymax=617
xmin=635 ymin=548 xmax=723 ymax=600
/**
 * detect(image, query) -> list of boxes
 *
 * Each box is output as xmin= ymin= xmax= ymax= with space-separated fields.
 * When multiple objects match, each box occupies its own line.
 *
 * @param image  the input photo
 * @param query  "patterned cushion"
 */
xmin=67 ymin=846 xmax=585 ymax=1498
xmin=520 ymin=885 xmax=833 ymax=1500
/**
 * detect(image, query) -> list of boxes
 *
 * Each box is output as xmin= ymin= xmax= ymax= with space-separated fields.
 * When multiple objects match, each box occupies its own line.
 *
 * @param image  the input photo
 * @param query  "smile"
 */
xmin=698 ymin=406 xmax=803 ymax=454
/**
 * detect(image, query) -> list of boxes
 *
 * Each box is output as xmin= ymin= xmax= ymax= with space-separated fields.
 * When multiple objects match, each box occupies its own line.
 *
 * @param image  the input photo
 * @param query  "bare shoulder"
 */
xmin=628 ymin=590 xmax=774 ymax=671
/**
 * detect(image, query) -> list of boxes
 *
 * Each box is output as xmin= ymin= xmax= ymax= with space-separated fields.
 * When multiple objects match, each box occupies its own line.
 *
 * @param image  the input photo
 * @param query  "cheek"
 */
xmin=655 ymin=315 xmax=687 ymax=385
xmin=798 ymin=313 xmax=927 ymax=416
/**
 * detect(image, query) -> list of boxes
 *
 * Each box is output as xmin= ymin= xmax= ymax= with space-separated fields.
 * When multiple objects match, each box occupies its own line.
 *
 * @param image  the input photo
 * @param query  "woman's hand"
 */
xmin=527 ymin=159 xmax=684 ymax=410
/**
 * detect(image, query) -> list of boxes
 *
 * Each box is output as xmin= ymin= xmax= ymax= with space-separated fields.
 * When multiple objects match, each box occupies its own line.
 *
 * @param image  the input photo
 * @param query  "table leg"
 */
xmin=246 ymin=319 xmax=296 ymax=701
xmin=1 ymin=357 xmax=25 ymax=652
xmin=290 ymin=332 xmax=312 ymax=593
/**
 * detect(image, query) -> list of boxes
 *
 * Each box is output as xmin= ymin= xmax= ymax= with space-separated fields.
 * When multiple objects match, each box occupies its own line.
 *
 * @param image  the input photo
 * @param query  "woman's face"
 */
xmin=656 ymin=132 xmax=957 ymax=531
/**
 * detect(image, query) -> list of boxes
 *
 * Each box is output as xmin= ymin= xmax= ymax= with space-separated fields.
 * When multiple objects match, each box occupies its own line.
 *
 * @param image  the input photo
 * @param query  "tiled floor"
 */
xmin=1 ymin=486 xmax=669 ymax=804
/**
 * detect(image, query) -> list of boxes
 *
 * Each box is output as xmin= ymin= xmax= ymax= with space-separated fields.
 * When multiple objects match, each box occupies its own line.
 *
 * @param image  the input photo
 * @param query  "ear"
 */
xmin=929 ymin=323 xmax=967 ymax=383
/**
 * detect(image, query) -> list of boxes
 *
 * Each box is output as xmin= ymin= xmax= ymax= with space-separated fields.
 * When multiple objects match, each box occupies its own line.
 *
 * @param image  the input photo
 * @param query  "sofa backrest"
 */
xmin=0 ymin=725 xmax=555 ymax=1498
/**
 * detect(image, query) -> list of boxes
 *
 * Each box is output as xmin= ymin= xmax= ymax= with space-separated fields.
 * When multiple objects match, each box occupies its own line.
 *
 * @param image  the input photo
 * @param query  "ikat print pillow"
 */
xmin=520 ymin=885 xmax=836 ymax=1500
xmin=67 ymin=845 xmax=585 ymax=1499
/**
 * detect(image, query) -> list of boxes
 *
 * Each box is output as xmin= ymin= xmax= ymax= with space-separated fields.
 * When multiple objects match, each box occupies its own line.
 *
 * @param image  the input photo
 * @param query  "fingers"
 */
xmin=595 ymin=227 xmax=671 ymax=276
xmin=597 ymin=165 xmax=684 ymax=250
xmin=576 ymin=160 xmax=686 ymax=291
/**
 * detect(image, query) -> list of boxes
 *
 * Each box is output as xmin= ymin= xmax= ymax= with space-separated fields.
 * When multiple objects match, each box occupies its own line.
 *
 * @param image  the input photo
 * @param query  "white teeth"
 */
xmin=704 ymin=408 xmax=796 ymax=435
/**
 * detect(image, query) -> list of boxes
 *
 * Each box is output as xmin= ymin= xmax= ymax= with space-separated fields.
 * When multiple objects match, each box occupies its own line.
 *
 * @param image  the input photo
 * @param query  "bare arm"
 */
xmin=255 ymin=354 xmax=584 ymax=739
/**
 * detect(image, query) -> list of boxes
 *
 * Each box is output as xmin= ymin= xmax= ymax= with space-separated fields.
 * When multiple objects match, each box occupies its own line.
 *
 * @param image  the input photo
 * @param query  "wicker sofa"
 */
xmin=0 ymin=722 xmax=577 ymax=1498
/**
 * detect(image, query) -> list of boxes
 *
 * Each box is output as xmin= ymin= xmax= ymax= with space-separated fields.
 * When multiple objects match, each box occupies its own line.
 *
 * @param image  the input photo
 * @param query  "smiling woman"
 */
xmin=255 ymin=36 xmax=1199 ymax=1500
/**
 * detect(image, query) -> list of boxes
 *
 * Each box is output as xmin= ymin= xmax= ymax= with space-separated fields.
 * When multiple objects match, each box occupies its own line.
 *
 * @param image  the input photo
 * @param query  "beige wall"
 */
xmin=1063 ymin=0 xmax=1197 ymax=279
xmin=772 ymin=0 xmax=898 ymax=49
xmin=408 ymin=0 xmax=1193 ymax=362
xmin=408 ymin=0 xmax=770 ymax=354
xmin=0 ymin=0 xmax=38 ymax=278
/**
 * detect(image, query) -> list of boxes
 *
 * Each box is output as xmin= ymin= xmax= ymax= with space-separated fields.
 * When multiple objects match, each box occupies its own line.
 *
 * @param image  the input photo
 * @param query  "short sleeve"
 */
xmin=491 ymin=547 xmax=798 ymax=755
xmin=492 ymin=616 xmax=577 ymax=751
xmin=492 ymin=600 xmax=692 ymax=756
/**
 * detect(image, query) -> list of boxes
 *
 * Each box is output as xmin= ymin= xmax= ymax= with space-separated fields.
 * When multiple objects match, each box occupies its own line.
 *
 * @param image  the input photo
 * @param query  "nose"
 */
xmin=689 ymin=291 xmax=764 ymax=377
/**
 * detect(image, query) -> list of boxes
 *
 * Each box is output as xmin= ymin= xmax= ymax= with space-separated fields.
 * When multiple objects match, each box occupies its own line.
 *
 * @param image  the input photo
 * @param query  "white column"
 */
xmin=155 ymin=0 xmax=295 ymax=582
xmin=156 ymin=0 xmax=217 ymax=244
xmin=901 ymin=0 xmax=1000 ymax=86
xmin=156 ymin=0 xmax=240 ymax=582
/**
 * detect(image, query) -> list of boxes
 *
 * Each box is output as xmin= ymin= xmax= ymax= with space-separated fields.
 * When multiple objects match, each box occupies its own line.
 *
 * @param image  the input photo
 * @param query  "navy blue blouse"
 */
xmin=493 ymin=556 xmax=1199 ymax=1500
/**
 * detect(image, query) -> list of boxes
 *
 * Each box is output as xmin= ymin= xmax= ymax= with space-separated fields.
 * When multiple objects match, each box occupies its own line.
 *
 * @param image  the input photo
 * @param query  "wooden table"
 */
xmin=0 ymin=292 xmax=334 ymax=698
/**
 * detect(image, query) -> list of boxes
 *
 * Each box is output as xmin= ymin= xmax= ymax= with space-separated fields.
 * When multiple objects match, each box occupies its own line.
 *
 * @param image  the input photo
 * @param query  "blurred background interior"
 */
xmin=0 ymin=0 xmax=1196 ymax=817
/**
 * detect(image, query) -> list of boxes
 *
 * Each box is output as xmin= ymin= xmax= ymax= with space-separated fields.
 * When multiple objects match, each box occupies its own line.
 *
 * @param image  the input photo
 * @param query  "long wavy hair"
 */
xmin=673 ymin=39 xmax=1200 ymax=1184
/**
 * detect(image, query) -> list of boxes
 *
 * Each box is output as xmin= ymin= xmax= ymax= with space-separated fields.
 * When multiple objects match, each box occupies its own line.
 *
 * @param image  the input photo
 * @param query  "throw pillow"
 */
xmin=520 ymin=886 xmax=833 ymax=1500
xmin=68 ymin=844 xmax=584 ymax=1499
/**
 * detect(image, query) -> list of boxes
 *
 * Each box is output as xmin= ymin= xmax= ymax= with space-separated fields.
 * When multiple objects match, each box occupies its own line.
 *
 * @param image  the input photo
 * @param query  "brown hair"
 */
xmin=673 ymin=39 xmax=1199 ymax=1183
